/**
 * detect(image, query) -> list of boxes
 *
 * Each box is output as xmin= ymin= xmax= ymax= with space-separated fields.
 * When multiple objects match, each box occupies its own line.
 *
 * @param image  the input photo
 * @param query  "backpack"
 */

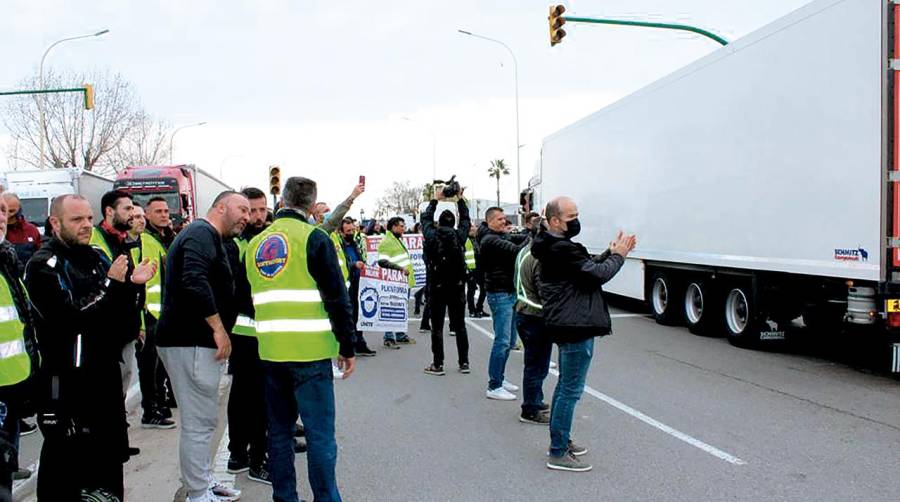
xmin=429 ymin=228 xmax=465 ymax=286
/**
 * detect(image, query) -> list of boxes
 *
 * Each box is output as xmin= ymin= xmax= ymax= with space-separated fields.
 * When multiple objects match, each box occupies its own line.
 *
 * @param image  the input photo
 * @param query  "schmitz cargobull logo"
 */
xmin=834 ymin=247 xmax=869 ymax=262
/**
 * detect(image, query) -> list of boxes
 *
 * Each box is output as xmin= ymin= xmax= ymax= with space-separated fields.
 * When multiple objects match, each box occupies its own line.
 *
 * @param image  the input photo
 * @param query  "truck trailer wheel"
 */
xmin=684 ymin=280 xmax=721 ymax=336
xmin=649 ymin=271 xmax=683 ymax=326
xmin=724 ymin=286 xmax=757 ymax=346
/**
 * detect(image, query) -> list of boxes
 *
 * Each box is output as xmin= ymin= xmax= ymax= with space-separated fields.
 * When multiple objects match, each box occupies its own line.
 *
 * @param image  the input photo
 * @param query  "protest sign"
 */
xmin=365 ymin=234 xmax=426 ymax=289
xmin=356 ymin=265 xmax=410 ymax=332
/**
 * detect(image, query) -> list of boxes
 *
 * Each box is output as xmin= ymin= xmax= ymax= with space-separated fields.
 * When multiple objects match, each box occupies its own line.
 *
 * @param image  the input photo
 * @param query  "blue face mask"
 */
xmin=322 ymin=211 xmax=332 ymax=222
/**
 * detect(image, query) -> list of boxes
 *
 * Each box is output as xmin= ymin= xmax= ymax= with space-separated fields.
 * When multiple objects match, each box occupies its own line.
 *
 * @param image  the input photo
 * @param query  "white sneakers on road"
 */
xmin=486 ymin=387 xmax=517 ymax=401
xmin=502 ymin=381 xmax=519 ymax=392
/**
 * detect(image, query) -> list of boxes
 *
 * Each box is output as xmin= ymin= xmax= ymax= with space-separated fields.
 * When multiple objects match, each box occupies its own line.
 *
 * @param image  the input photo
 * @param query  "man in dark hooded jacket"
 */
xmin=531 ymin=196 xmax=635 ymax=473
xmin=420 ymin=191 xmax=471 ymax=375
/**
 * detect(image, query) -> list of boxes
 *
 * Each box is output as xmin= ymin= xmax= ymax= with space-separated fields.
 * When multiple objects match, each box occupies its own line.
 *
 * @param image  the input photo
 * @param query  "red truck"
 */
xmin=114 ymin=165 xmax=231 ymax=228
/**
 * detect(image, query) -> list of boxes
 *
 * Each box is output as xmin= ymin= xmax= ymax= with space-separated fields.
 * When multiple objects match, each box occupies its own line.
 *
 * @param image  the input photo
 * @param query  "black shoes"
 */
xmin=424 ymin=364 xmax=445 ymax=376
xmin=356 ymin=347 xmax=377 ymax=357
xmin=141 ymin=412 xmax=177 ymax=429
xmin=227 ymin=455 xmax=250 ymax=474
xmin=458 ymin=363 xmax=471 ymax=374
xmin=248 ymin=463 xmax=272 ymax=485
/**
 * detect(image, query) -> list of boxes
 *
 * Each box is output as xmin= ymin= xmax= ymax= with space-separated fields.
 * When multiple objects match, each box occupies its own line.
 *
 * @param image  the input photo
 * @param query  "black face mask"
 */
xmin=563 ymin=218 xmax=581 ymax=239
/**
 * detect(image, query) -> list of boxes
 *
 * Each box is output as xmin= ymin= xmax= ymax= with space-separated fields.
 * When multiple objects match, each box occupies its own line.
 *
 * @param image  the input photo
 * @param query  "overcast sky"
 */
xmin=1 ymin=0 xmax=812 ymax=216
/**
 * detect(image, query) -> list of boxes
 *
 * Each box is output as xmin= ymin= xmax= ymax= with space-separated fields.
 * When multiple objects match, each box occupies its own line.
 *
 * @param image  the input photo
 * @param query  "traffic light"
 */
xmin=83 ymin=84 xmax=94 ymax=110
xmin=269 ymin=165 xmax=281 ymax=196
xmin=548 ymin=5 xmax=567 ymax=46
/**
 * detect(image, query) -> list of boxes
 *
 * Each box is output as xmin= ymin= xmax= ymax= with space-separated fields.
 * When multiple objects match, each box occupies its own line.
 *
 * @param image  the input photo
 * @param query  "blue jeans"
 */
xmin=516 ymin=313 xmax=552 ymax=415
xmin=384 ymin=331 xmax=409 ymax=342
xmin=549 ymin=337 xmax=594 ymax=457
xmin=263 ymin=359 xmax=341 ymax=502
xmin=487 ymin=292 xmax=517 ymax=390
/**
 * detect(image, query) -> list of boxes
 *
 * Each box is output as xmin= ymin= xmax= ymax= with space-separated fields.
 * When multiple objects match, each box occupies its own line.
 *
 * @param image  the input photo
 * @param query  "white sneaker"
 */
xmin=502 ymin=380 xmax=520 ymax=392
xmin=486 ymin=387 xmax=517 ymax=401
xmin=550 ymin=361 xmax=558 ymax=369
xmin=209 ymin=481 xmax=241 ymax=501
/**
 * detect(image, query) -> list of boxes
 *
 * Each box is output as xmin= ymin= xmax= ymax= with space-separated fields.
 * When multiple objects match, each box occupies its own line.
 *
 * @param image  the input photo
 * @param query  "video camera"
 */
xmin=433 ymin=175 xmax=461 ymax=198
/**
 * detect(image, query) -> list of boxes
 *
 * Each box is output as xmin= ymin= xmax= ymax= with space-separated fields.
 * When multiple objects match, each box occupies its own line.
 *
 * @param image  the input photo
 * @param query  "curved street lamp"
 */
xmin=38 ymin=29 xmax=110 ymax=169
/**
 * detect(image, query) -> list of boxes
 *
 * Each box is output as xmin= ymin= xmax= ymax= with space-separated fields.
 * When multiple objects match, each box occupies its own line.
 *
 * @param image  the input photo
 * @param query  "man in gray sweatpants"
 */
xmin=156 ymin=192 xmax=250 ymax=502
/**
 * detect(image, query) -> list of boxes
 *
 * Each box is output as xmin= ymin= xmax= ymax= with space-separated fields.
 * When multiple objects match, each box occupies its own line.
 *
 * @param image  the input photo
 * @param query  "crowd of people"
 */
xmin=0 ymin=172 xmax=635 ymax=502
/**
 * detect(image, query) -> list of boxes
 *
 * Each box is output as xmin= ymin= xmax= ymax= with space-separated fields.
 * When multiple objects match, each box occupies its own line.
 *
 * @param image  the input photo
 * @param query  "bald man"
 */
xmin=1 ymin=193 xmax=41 ymax=270
xmin=531 ymin=196 xmax=635 ymax=472
xmin=156 ymin=191 xmax=249 ymax=502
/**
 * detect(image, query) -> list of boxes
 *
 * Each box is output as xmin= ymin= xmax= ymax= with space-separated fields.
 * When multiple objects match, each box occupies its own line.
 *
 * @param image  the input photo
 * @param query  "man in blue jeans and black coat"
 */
xmin=531 ymin=196 xmax=635 ymax=472
xmin=477 ymin=208 xmax=530 ymax=401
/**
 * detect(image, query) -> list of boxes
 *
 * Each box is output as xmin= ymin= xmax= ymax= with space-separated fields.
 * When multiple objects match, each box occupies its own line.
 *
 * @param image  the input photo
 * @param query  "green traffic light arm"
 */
xmin=563 ymin=16 xmax=728 ymax=46
xmin=0 ymin=87 xmax=93 ymax=108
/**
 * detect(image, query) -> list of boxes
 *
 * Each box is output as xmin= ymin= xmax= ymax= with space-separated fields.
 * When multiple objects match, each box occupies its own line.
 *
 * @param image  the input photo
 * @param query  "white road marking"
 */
xmin=465 ymin=319 xmax=747 ymax=466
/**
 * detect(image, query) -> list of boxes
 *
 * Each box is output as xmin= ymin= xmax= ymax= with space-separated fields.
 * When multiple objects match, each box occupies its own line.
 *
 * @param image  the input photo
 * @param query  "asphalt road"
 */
xmin=16 ymin=303 xmax=900 ymax=502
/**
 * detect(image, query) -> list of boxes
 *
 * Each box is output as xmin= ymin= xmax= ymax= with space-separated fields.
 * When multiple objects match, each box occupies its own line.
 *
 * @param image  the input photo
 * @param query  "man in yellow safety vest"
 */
xmin=246 ymin=176 xmax=356 ymax=502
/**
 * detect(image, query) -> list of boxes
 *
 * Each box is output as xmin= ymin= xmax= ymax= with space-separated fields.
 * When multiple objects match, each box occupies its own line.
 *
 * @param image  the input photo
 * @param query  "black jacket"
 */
xmin=421 ymin=199 xmax=471 ymax=288
xmin=145 ymin=223 xmax=176 ymax=250
xmin=530 ymin=231 xmax=625 ymax=343
xmin=476 ymin=222 xmax=529 ymax=293
xmin=157 ymin=220 xmax=236 ymax=349
xmin=25 ymin=238 xmax=141 ymax=457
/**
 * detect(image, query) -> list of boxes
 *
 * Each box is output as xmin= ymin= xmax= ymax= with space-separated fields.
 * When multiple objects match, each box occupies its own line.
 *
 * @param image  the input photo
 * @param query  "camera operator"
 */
xmin=420 ymin=182 xmax=471 ymax=376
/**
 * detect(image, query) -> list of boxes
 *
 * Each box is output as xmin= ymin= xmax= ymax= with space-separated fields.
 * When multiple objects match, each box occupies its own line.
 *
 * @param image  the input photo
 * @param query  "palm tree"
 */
xmin=487 ymin=159 xmax=509 ymax=207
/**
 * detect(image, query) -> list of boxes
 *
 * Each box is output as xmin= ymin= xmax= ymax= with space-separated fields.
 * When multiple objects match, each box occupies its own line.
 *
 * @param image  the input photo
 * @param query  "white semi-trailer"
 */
xmin=0 ymin=168 xmax=114 ymax=230
xmin=529 ymin=0 xmax=900 ymax=370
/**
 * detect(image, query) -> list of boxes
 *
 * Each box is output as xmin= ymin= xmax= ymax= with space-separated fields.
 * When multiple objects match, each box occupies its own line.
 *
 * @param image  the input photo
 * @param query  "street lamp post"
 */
xmin=400 ymin=116 xmax=437 ymax=181
xmin=169 ymin=122 xmax=207 ymax=164
xmin=457 ymin=29 xmax=521 ymax=198
xmin=38 ymin=29 xmax=110 ymax=169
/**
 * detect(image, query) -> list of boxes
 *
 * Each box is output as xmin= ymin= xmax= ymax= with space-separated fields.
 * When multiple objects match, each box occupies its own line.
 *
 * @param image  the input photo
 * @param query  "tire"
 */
xmin=648 ymin=271 xmax=684 ymax=326
xmin=684 ymin=279 xmax=722 ymax=336
xmin=723 ymin=284 xmax=785 ymax=347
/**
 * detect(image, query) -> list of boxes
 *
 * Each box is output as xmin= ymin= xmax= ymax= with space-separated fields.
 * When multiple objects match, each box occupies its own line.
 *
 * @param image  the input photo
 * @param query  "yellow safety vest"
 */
xmin=465 ymin=238 xmax=477 ymax=271
xmin=232 ymin=236 xmax=257 ymax=337
xmin=246 ymin=218 xmax=338 ymax=362
xmin=129 ymin=234 xmax=167 ymax=327
xmin=89 ymin=227 xmax=114 ymax=261
xmin=0 ymin=274 xmax=30 ymax=386
xmin=377 ymin=232 xmax=415 ymax=287
xmin=330 ymin=232 xmax=351 ymax=289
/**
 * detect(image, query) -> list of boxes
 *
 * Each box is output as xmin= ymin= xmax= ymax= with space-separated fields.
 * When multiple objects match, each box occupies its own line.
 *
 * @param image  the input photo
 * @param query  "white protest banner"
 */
xmin=365 ymin=234 xmax=426 ymax=289
xmin=356 ymin=265 xmax=409 ymax=332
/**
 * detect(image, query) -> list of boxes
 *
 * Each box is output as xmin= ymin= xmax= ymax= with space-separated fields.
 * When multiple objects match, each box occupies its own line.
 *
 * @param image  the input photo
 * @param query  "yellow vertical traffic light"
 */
xmin=269 ymin=165 xmax=281 ymax=195
xmin=83 ymin=84 xmax=94 ymax=110
xmin=548 ymin=5 xmax=567 ymax=46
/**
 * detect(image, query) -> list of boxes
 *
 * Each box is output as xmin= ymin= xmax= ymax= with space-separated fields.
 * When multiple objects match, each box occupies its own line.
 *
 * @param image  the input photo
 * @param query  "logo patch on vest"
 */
xmin=256 ymin=233 xmax=289 ymax=279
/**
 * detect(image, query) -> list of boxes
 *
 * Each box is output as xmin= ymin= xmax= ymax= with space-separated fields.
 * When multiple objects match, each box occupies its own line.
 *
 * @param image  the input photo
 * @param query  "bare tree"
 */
xmin=105 ymin=111 xmax=172 ymax=172
xmin=375 ymin=181 xmax=423 ymax=219
xmin=3 ymin=69 xmax=141 ymax=174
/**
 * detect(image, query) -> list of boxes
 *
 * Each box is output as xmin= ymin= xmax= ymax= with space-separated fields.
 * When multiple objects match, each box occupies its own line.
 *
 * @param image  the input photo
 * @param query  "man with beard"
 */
xmin=225 ymin=187 xmax=272 ymax=484
xmin=145 ymin=196 xmax=177 ymax=249
xmin=157 ymin=191 xmax=249 ymax=502
xmin=26 ymin=194 xmax=155 ymax=501
xmin=336 ymin=217 xmax=376 ymax=356
xmin=90 ymin=190 xmax=145 ymax=457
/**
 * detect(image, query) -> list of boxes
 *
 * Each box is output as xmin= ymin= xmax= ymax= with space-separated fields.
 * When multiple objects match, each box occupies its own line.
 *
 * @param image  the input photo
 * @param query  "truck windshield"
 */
xmin=20 ymin=198 xmax=49 ymax=226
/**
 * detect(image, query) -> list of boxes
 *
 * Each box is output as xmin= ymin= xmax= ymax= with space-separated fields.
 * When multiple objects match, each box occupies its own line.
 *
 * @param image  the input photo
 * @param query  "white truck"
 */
xmin=528 ymin=0 xmax=900 ymax=370
xmin=0 ymin=168 xmax=114 ymax=230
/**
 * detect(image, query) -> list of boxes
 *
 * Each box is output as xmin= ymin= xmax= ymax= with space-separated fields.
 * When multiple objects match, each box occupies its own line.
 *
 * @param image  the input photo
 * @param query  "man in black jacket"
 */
xmin=26 ymin=194 xmax=155 ymax=500
xmin=421 ymin=192 xmax=471 ymax=375
xmin=531 ymin=196 xmax=635 ymax=473
xmin=477 ymin=208 xmax=529 ymax=400
xmin=157 ymin=191 xmax=249 ymax=502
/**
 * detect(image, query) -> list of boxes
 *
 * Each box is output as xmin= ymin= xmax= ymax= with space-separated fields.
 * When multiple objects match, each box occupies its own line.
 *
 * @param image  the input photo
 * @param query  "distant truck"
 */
xmin=528 ymin=0 xmax=900 ymax=371
xmin=0 ymin=168 xmax=113 ymax=230
xmin=114 ymin=165 xmax=231 ymax=228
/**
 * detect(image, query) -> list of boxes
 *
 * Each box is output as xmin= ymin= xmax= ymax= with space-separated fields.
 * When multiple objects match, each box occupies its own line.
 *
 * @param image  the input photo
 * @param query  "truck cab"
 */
xmin=115 ymin=166 xmax=195 ymax=229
